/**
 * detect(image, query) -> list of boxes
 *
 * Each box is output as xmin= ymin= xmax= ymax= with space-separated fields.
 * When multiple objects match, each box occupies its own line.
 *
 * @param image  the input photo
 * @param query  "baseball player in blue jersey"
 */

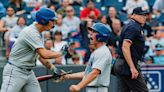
xmin=0 ymin=8 xmax=66 ymax=92
xmin=62 ymin=23 xmax=112 ymax=92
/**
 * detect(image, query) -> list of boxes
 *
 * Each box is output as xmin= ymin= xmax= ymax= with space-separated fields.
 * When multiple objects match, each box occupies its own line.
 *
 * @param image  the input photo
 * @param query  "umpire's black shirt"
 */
xmin=118 ymin=19 xmax=145 ymax=65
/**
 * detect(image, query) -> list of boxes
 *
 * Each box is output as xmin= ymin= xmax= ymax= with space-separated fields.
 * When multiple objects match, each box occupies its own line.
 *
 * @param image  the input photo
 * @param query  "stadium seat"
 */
xmin=93 ymin=0 xmax=102 ymax=8
xmin=26 ymin=6 xmax=34 ymax=14
xmin=147 ymin=0 xmax=155 ymax=12
xmin=118 ymin=12 xmax=128 ymax=23
xmin=21 ymin=14 xmax=34 ymax=26
xmin=73 ymin=5 xmax=83 ymax=17
xmin=158 ymin=13 xmax=164 ymax=24
xmin=147 ymin=0 xmax=155 ymax=7
xmin=103 ymin=0 xmax=124 ymax=11
xmin=99 ymin=6 xmax=108 ymax=15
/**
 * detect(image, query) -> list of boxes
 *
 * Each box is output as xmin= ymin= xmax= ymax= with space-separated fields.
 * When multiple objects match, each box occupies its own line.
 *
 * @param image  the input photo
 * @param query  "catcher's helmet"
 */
xmin=88 ymin=23 xmax=111 ymax=42
xmin=36 ymin=8 xmax=56 ymax=25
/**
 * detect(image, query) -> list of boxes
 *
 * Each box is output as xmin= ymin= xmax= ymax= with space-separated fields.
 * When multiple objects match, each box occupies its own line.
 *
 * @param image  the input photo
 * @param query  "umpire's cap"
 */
xmin=132 ymin=7 xmax=149 ymax=15
xmin=36 ymin=8 xmax=57 ymax=25
xmin=88 ymin=23 xmax=111 ymax=42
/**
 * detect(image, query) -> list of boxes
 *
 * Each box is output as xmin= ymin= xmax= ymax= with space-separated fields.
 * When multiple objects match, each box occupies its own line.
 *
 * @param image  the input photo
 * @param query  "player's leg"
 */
xmin=1 ymin=64 xmax=26 ymax=92
xmin=22 ymin=71 xmax=41 ymax=92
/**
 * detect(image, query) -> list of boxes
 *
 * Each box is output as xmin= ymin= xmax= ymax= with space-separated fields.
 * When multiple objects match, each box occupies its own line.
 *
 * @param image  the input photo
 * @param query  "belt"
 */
xmin=87 ymin=86 xmax=108 ymax=88
xmin=8 ymin=62 xmax=32 ymax=71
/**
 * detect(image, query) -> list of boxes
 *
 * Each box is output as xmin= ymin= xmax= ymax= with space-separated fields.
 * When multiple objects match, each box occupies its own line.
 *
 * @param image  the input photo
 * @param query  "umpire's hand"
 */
xmin=70 ymin=85 xmax=80 ymax=92
xmin=130 ymin=67 xmax=139 ymax=79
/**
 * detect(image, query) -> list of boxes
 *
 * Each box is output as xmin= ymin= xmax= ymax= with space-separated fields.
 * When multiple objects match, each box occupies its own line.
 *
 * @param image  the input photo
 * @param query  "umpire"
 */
xmin=114 ymin=7 xmax=149 ymax=92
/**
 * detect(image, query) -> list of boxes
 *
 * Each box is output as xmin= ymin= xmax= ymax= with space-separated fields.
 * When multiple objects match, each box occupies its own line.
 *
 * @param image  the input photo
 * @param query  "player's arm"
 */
xmin=122 ymin=40 xmax=138 ymax=79
xmin=39 ymin=56 xmax=55 ymax=70
xmin=0 ymin=20 xmax=7 ymax=32
xmin=70 ymin=68 xmax=100 ymax=91
xmin=65 ymin=72 xmax=84 ymax=80
xmin=36 ymin=48 xmax=62 ymax=59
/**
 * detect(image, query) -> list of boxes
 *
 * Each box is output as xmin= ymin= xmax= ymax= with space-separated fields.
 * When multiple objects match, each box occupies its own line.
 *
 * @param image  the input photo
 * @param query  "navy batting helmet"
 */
xmin=88 ymin=23 xmax=111 ymax=42
xmin=36 ymin=8 xmax=56 ymax=25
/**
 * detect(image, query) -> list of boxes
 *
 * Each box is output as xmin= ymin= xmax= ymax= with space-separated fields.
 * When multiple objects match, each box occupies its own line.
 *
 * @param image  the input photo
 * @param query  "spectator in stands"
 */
xmin=107 ymin=19 xmax=122 ymax=59
xmin=72 ymin=54 xmax=81 ymax=65
xmin=98 ymin=15 xmax=112 ymax=31
xmin=44 ymin=39 xmax=54 ymax=50
xmin=52 ymin=14 xmax=70 ymax=40
xmin=143 ymin=12 xmax=159 ymax=37
xmin=52 ymin=31 xmax=68 ymax=52
xmin=153 ymin=44 xmax=164 ymax=64
xmin=153 ymin=0 xmax=164 ymax=17
xmin=0 ymin=2 xmax=6 ymax=19
xmin=80 ymin=0 xmax=100 ymax=21
xmin=24 ymin=0 xmax=38 ymax=7
xmin=65 ymin=41 xmax=83 ymax=65
xmin=9 ymin=0 xmax=27 ymax=15
xmin=84 ymin=43 xmax=95 ymax=64
xmin=42 ymin=31 xmax=51 ymax=40
xmin=69 ymin=0 xmax=82 ymax=6
xmin=145 ymin=44 xmax=164 ymax=64
xmin=63 ymin=6 xmax=81 ymax=32
xmin=48 ymin=4 xmax=56 ymax=12
xmin=0 ymin=6 xmax=18 ymax=32
xmin=145 ymin=30 xmax=164 ymax=57
xmin=0 ymin=6 xmax=18 ymax=58
xmin=56 ymin=0 xmax=70 ymax=17
xmin=124 ymin=0 xmax=149 ymax=15
xmin=8 ymin=16 xmax=27 ymax=57
xmin=80 ymin=19 xmax=93 ymax=50
xmin=151 ymin=30 xmax=164 ymax=48
xmin=106 ymin=7 xmax=120 ymax=30
xmin=32 ymin=2 xmax=42 ymax=12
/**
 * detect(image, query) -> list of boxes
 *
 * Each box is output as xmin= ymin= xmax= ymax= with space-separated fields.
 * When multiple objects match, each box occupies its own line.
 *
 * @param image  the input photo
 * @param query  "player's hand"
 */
xmin=59 ymin=69 xmax=69 ymax=81
xmin=130 ymin=67 xmax=139 ymax=79
xmin=69 ymin=85 xmax=80 ymax=92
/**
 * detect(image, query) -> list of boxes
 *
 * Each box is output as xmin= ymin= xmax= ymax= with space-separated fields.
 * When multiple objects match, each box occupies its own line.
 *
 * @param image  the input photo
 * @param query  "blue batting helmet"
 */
xmin=36 ymin=8 xmax=56 ymax=25
xmin=88 ymin=23 xmax=111 ymax=42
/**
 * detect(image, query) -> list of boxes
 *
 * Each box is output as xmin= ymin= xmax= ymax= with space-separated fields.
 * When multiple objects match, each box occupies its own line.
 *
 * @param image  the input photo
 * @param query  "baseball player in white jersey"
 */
xmin=62 ymin=23 xmax=112 ymax=92
xmin=0 ymin=8 xmax=66 ymax=92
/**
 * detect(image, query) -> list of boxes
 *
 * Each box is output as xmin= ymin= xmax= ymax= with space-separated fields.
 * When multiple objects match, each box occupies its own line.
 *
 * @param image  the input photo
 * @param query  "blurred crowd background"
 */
xmin=0 ymin=0 xmax=164 ymax=66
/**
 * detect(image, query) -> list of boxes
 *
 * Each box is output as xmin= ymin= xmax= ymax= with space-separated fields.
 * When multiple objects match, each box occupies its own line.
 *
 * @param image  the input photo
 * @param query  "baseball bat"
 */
xmin=37 ymin=70 xmax=72 ymax=82
xmin=37 ymin=75 xmax=54 ymax=82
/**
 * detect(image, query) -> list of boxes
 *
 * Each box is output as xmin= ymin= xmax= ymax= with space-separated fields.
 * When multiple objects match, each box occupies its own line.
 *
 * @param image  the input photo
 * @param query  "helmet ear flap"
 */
xmin=96 ymin=34 xmax=109 ymax=42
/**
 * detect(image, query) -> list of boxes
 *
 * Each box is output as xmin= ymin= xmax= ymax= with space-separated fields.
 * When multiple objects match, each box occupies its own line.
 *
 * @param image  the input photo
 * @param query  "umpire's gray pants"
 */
xmin=1 ymin=63 xmax=41 ymax=92
xmin=86 ymin=87 xmax=108 ymax=92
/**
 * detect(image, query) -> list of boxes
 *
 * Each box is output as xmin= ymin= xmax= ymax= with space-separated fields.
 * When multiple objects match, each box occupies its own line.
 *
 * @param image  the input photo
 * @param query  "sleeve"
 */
xmin=24 ymin=31 xmax=44 ymax=51
xmin=123 ymin=26 xmax=139 ymax=43
xmin=92 ymin=52 xmax=110 ymax=73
